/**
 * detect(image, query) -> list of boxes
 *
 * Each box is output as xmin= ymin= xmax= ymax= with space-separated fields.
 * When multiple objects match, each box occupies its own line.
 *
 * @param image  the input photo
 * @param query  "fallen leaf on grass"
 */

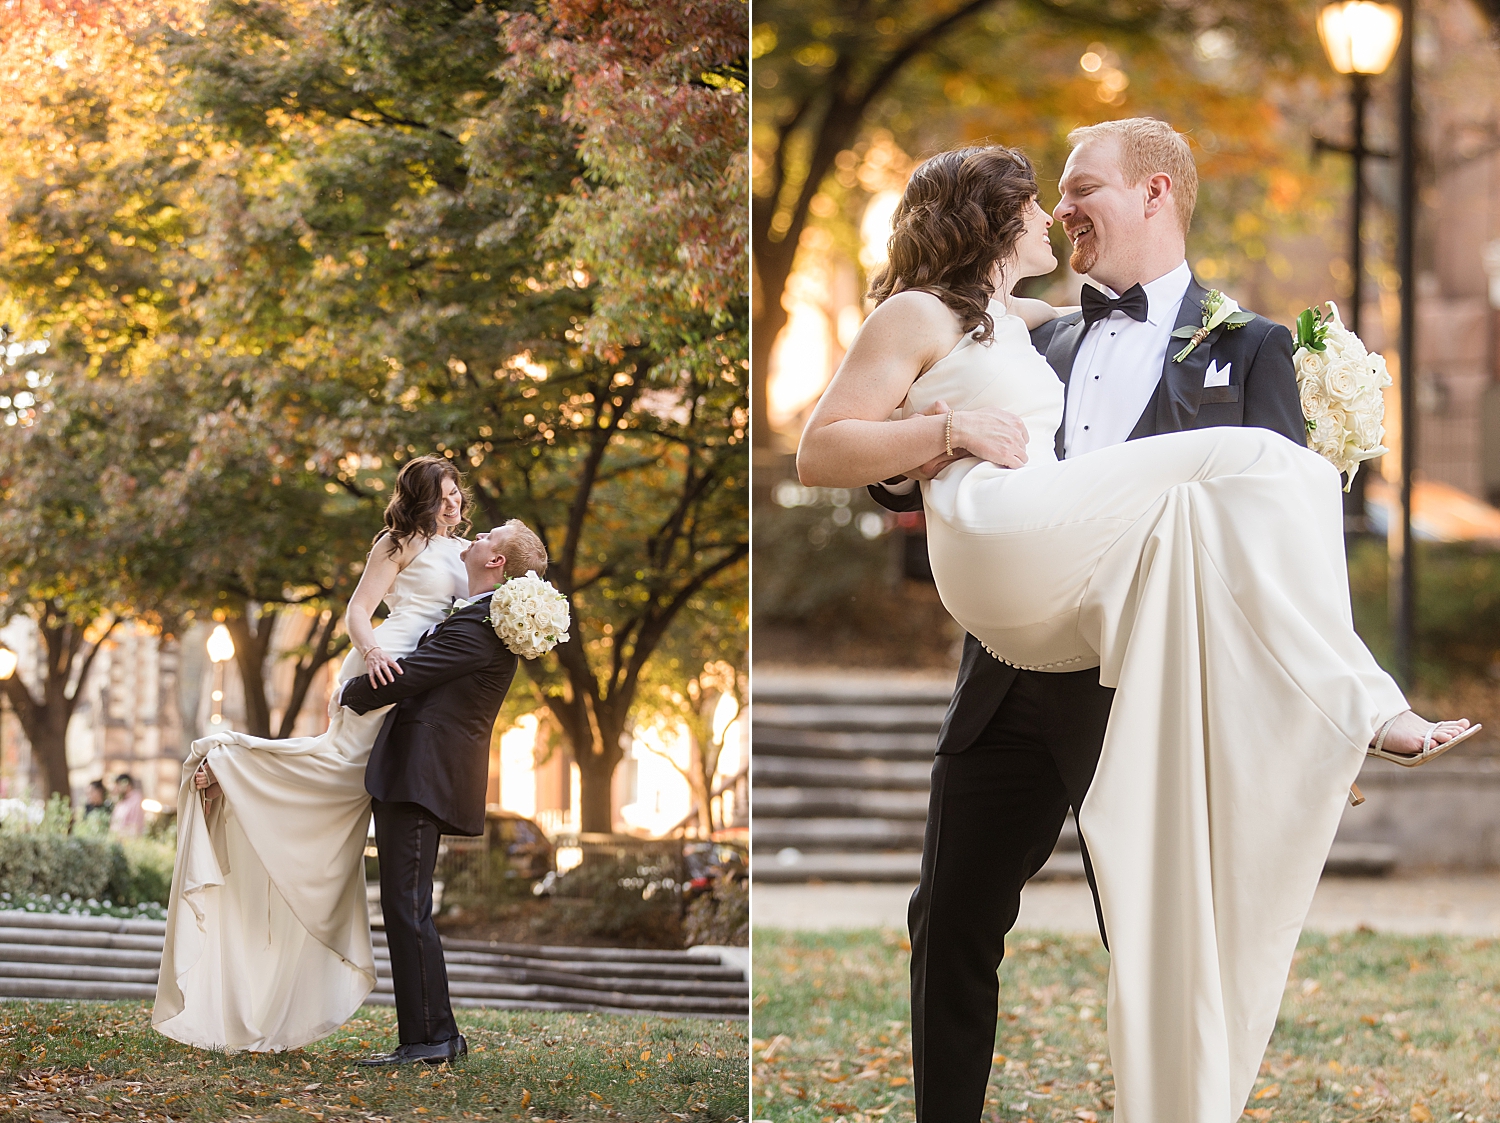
xmin=1253 ymin=1084 xmax=1281 ymax=1100
xmin=1242 ymin=1109 xmax=1272 ymax=1120
xmin=1411 ymin=1104 xmax=1433 ymax=1122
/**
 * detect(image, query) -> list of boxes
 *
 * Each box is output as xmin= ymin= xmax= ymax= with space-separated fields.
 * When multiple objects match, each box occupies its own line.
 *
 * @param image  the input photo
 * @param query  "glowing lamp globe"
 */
xmin=206 ymin=624 xmax=236 ymax=664
xmin=1318 ymin=1 xmax=1402 ymax=76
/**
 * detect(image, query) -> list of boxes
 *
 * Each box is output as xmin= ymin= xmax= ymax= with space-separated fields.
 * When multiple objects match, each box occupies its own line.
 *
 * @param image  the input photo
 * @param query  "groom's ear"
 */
xmin=484 ymin=550 xmax=507 ymax=571
xmin=1142 ymin=172 xmax=1173 ymax=219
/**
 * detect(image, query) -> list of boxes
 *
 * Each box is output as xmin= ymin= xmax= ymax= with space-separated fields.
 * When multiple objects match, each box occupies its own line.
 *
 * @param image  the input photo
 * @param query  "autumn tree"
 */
xmin=0 ymin=0 xmax=384 ymax=777
xmin=162 ymin=0 xmax=748 ymax=830
xmin=751 ymin=0 xmax=1329 ymax=442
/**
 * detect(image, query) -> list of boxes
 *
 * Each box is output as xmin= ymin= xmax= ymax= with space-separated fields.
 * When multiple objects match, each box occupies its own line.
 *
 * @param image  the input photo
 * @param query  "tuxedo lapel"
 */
xmin=1046 ymin=315 xmax=1089 ymax=458
xmin=1128 ymin=275 xmax=1213 ymax=439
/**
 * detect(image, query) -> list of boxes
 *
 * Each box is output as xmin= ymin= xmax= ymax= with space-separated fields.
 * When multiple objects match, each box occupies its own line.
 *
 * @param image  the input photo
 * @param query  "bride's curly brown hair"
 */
xmin=867 ymin=145 xmax=1039 ymax=343
xmin=377 ymin=454 xmax=471 ymax=551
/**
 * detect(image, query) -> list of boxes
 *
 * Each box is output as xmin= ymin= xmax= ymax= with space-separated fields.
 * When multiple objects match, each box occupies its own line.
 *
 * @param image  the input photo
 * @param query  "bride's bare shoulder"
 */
xmin=871 ymin=289 xmax=958 ymax=324
xmin=858 ymin=290 xmax=964 ymax=353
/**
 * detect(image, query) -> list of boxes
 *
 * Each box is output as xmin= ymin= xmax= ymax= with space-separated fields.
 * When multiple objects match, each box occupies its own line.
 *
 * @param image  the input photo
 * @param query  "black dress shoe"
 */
xmin=357 ymin=1034 xmax=468 ymax=1066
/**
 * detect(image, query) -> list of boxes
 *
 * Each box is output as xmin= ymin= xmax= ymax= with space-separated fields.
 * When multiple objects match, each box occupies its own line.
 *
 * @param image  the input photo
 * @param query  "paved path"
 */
xmin=753 ymin=874 xmax=1500 ymax=937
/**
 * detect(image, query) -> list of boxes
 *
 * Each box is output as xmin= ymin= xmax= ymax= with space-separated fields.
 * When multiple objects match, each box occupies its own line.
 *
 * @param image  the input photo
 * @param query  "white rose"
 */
xmin=1352 ymin=408 xmax=1383 ymax=448
xmin=1297 ymin=348 xmax=1329 ymax=382
xmin=1322 ymin=361 xmax=1360 ymax=403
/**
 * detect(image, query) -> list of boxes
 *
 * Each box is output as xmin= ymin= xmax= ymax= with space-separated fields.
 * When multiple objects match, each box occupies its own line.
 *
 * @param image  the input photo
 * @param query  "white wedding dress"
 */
xmin=906 ymin=308 xmax=1408 ymax=1123
xmin=153 ymin=535 xmax=469 ymax=1052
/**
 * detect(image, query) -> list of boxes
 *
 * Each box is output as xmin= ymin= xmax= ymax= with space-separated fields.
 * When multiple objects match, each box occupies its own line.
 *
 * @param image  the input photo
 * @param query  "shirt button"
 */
xmin=1083 ymin=425 xmax=1090 ymax=430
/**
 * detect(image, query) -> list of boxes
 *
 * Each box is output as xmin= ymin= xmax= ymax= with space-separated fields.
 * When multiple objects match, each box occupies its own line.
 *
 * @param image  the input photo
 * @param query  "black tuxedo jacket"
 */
xmin=341 ymin=597 xmax=518 ymax=836
xmin=870 ymin=275 xmax=1307 ymax=754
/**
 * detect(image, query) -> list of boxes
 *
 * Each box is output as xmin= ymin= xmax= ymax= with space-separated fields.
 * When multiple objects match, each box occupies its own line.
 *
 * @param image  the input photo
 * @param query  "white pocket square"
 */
xmin=1204 ymin=360 xmax=1232 ymax=388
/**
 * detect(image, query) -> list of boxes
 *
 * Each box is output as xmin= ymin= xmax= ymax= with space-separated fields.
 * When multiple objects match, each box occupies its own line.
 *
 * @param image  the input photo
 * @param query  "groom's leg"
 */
xmin=373 ymin=799 xmax=460 ymax=1046
xmin=1041 ymin=670 xmax=1116 ymax=948
xmin=909 ymin=671 xmax=1075 ymax=1123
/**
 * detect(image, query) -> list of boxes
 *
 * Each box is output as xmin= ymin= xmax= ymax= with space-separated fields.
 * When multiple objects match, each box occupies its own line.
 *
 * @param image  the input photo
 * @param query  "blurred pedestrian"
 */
xmin=83 ymin=779 xmax=112 ymax=827
xmin=110 ymin=773 xmax=145 ymax=837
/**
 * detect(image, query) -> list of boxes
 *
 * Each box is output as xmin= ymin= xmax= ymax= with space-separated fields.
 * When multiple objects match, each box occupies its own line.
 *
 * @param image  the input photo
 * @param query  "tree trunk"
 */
xmin=275 ymin=608 xmax=345 ymax=739
xmin=575 ymin=749 xmax=618 ymax=834
xmin=29 ymin=704 xmax=71 ymax=801
xmin=0 ymin=605 xmax=118 ymax=800
xmin=225 ymin=604 xmax=277 ymax=738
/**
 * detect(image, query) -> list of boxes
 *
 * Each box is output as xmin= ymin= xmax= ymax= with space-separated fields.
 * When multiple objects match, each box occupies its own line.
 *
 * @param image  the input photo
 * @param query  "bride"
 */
xmin=798 ymin=145 xmax=1476 ymax=1122
xmin=153 ymin=454 xmax=472 ymax=1051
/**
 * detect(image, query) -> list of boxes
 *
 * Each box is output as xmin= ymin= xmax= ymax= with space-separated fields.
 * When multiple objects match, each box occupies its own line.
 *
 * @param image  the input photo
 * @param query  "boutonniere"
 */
xmin=1171 ymin=289 xmax=1255 ymax=362
xmin=444 ymin=596 xmax=472 ymax=618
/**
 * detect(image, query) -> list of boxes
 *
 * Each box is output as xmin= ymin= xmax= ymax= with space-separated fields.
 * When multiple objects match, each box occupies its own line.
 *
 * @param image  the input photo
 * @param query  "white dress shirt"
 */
xmin=1062 ymin=260 xmax=1193 ymax=459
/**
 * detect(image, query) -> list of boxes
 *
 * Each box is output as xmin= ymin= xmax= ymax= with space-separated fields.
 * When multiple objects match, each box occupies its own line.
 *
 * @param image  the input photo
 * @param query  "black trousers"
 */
xmin=373 ymin=799 xmax=459 ymax=1046
xmin=908 ymin=668 xmax=1114 ymax=1123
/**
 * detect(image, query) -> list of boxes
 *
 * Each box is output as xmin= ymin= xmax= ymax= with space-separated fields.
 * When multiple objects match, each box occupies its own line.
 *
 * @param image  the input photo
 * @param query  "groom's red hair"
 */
xmin=1067 ymin=118 xmax=1199 ymax=237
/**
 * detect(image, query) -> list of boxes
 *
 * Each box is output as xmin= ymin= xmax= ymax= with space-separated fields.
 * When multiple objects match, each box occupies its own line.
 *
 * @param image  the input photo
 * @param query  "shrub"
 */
xmin=0 ymin=797 xmax=175 ymax=907
xmin=0 ymin=832 xmax=127 ymax=902
xmin=752 ymin=489 xmax=891 ymax=623
xmin=553 ymin=853 xmax=682 ymax=944
xmin=683 ymin=874 xmax=747 ymax=947
xmin=111 ymin=838 xmax=176 ymax=906
xmin=1348 ymin=539 xmax=1500 ymax=684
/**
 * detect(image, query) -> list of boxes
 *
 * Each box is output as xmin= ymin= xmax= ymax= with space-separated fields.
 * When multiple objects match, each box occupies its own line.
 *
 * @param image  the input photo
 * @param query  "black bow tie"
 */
xmin=1081 ymin=283 xmax=1149 ymax=326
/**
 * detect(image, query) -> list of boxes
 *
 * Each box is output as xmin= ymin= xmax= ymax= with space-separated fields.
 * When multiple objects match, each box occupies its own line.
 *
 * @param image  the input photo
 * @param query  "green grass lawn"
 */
xmin=0 ymin=1002 xmax=747 ymax=1122
xmin=752 ymin=928 xmax=1500 ymax=1123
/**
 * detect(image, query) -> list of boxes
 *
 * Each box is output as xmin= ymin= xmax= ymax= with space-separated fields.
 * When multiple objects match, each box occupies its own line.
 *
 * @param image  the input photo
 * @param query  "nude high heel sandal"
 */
xmin=1368 ymin=713 xmax=1483 ymax=768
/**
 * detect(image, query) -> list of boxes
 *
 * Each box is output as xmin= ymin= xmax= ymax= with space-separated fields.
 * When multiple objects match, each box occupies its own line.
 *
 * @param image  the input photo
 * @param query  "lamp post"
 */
xmin=206 ymin=624 xmax=235 ymax=730
xmin=0 ymin=645 xmax=16 ymax=797
xmin=1394 ymin=0 xmax=1417 ymax=689
xmin=1317 ymin=1 xmax=1402 ymax=532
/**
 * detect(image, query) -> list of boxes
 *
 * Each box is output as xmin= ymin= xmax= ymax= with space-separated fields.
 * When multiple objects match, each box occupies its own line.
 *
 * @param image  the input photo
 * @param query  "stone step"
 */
xmin=752 ymin=703 xmax=948 ymax=733
xmin=751 ymin=842 xmax=1398 ymax=884
xmin=367 ymin=980 xmax=745 ymax=1016
xmin=0 ymin=960 xmax=160 ymax=985
xmin=0 ymin=913 xmax=747 ymax=1017
xmin=751 ymin=849 xmax=1089 ymax=884
xmin=0 ymin=912 xmax=167 ymax=936
xmin=1326 ymin=842 xmax=1398 ymax=876
xmin=369 ymin=956 xmax=746 ymax=997
xmin=752 ymin=787 xmax=930 ymax=820
xmin=0 ymin=978 xmax=157 ymax=1001
xmin=375 ymin=932 xmax=724 ymax=966
xmin=0 ymin=941 xmax=163 ymax=970
xmin=752 ymin=756 xmax=934 ymax=790
xmin=0 ymin=925 xmax=164 ymax=952
xmin=751 ymin=674 xmax=956 ymax=707
xmin=751 ymin=727 xmax=938 ymax=761
xmin=752 ymin=818 xmax=928 ymax=852
xmin=751 ymin=816 xmax=1082 ymax=854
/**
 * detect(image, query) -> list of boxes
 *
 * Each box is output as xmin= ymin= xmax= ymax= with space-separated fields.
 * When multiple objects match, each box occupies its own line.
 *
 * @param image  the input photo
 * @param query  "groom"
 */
xmin=870 ymin=117 xmax=1308 ymax=1121
xmin=340 ymin=518 xmax=548 ymax=1066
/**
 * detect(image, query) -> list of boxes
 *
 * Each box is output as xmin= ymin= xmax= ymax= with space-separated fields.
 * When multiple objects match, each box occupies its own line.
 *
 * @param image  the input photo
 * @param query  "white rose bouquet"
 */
xmin=1292 ymin=301 xmax=1391 ymax=490
xmin=488 ymin=571 xmax=570 ymax=659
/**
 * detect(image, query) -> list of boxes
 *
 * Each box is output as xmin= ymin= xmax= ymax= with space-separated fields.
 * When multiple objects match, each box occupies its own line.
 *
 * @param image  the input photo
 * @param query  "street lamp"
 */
xmin=1317 ymin=2 xmax=1402 ymax=536
xmin=206 ymin=624 xmax=235 ymax=728
xmin=0 ymin=645 xmax=15 ymax=792
xmin=1317 ymin=1 xmax=1401 ymax=340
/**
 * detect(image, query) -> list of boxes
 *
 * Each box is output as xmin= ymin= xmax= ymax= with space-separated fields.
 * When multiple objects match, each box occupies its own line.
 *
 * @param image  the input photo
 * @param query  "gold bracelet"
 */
xmin=944 ymin=410 xmax=954 ymax=457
